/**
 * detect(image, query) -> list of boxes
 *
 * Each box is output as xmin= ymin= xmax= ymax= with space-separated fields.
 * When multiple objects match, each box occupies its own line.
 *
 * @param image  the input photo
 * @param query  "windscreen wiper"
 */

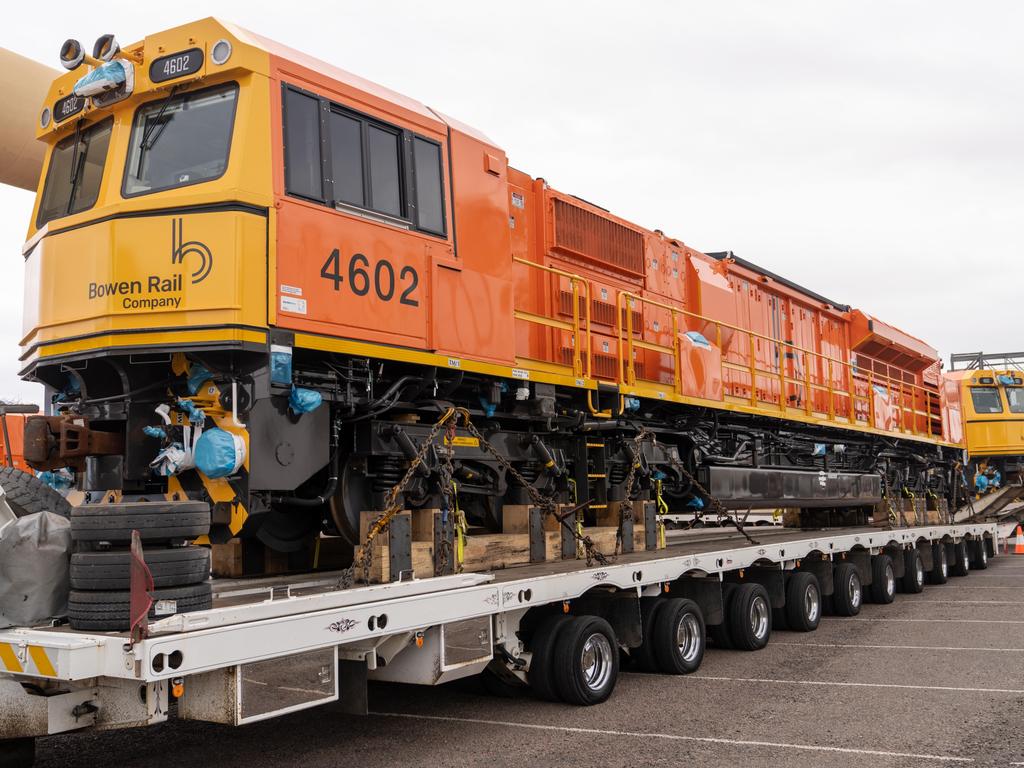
xmin=139 ymin=85 xmax=181 ymax=152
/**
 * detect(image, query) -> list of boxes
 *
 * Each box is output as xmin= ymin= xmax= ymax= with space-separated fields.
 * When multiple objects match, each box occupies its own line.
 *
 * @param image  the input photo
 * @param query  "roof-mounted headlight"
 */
xmin=59 ymin=38 xmax=85 ymax=70
xmin=92 ymin=34 xmax=120 ymax=62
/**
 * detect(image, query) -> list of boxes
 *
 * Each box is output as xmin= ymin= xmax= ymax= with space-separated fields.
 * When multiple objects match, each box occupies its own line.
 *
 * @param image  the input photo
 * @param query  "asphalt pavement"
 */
xmin=33 ymin=556 xmax=1024 ymax=767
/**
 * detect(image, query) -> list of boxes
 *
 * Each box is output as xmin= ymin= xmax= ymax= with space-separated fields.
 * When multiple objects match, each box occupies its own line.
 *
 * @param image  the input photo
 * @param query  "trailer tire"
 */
xmin=0 ymin=466 xmax=71 ymax=518
xmin=951 ymin=540 xmax=969 ymax=577
xmin=71 ymin=502 xmax=210 ymax=543
xmin=631 ymin=597 xmax=664 ymax=672
xmin=708 ymin=583 xmax=737 ymax=649
xmin=527 ymin=614 xmax=570 ymax=702
xmin=902 ymin=549 xmax=925 ymax=593
xmin=652 ymin=598 xmax=705 ymax=674
xmin=869 ymin=555 xmax=896 ymax=604
xmin=968 ymin=538 xmax=989 ymax=570
xmin=67 ymin=582 xmax=212 ymax=631
xmin=552 ymin=615 xmax=619 ymax=705
xmin=70 ymin=546 xmax=210 ymax=590
xmin=785 ymin=572 xmax=822 ymax=632
xmin=728 ymin=583 xmax=771 ymax=651
xmin=832 ymin=562 xmax=862 ymax=616
xmin=928 ymin=543 xmax=949 ymax=584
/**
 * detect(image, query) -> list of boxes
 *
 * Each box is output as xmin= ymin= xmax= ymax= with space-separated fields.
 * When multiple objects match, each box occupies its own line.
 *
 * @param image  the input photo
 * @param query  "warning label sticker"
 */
xmin=280 ymin=295 xmax=308 ymax=314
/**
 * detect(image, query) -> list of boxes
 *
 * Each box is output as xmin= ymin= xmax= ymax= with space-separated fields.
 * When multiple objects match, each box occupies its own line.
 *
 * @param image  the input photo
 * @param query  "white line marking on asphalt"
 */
xmin=372 ymin=711 xmax=973 ymax=763
xmin=688 ymin=675 xmax=1024 ymax=694
xmin=847 ymin=617 xmax=1024 ymax=624
xmin=771 ymin=640 xmax=1024 ymax=653
xmin=909 ymin=599 xmax=1024 ymax=605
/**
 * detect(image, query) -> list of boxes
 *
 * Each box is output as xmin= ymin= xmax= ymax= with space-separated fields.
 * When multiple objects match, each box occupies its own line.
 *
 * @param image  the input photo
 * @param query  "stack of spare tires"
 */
xmin=68 ymin=501 xmax=212 ymax=631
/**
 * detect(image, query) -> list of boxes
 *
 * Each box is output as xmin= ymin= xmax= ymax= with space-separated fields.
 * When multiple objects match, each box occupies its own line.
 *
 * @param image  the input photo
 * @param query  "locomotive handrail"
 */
xmin=614 ymin=290 xmax=939 ymax=439
xmin=512 ymin=257 xmax=592 ymax=379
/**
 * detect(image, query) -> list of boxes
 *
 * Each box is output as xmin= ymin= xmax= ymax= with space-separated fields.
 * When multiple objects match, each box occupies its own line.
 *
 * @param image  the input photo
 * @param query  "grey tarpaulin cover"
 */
xmin=0 ymin=507 xmax=72 ymax=629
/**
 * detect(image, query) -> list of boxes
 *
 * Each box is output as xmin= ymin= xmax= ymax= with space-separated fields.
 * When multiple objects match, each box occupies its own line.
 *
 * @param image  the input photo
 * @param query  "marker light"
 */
xmin=92 ymin=34 xmax=120 ymax=62
xmin=59 ymin=39 xmax=85 ymax=70
xmin=40 ymin=107 xmax=51 ymax=128
xmin=210 ymin=39 xmax=232 ymax=65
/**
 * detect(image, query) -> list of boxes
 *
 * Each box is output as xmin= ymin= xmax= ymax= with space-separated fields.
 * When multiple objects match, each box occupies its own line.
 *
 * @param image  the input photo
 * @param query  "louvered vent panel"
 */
xmin=553 ymin=198 xmax=644 ymax=276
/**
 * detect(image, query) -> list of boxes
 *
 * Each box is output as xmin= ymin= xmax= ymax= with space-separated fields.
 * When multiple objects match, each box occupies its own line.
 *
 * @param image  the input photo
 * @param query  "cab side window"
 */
xmin=283 ymin=84 xmax=446 ymax=236
xmin=1006 ymin=387 xmax=1024 ymax=414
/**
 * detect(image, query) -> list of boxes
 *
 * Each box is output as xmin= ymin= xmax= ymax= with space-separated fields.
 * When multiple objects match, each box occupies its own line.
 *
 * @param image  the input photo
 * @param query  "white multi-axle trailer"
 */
xmin=0 ymin=521 xmax=998 ymax=767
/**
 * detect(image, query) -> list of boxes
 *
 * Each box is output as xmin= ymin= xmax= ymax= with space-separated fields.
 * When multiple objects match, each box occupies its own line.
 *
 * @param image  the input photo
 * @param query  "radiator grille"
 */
xmin=558 ymin=291 xmax=642 ymax=329
xmin=553 ymin=198 xmax=644 ymax=276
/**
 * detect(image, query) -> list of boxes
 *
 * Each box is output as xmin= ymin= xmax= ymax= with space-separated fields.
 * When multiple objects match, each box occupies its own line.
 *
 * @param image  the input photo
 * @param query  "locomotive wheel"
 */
xmin=250 ymin=504 xmax=325 ymax=553
xmin=329 ymin=457 xmax=372 ymax=546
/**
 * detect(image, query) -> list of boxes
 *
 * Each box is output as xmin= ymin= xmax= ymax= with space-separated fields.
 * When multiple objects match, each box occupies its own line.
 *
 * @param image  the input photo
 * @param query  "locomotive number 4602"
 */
xmin=319 ymin=249 xmax=419 ymax=307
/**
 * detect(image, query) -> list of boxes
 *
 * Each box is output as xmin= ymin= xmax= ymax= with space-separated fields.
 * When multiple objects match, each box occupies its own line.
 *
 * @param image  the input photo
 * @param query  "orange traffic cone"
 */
xmin=1013 ymin=525 xmax=1024 ymax=555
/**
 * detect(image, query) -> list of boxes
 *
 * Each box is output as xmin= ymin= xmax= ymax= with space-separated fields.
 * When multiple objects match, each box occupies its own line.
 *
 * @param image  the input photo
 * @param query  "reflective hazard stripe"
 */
xmin=28 ymin=645 xmax=56 ymax=677
xmin=0 ymin=642 xmax=56 ymax=677
xmin=0 ymin=642 xmax=23 ymax=673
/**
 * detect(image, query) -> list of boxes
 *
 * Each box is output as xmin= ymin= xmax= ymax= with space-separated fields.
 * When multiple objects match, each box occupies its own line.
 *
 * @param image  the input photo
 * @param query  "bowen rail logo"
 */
xmin=171 ymin=217 xmax=213 ymax=284
xmin=86 ymin=218 xmax=215 ymax=311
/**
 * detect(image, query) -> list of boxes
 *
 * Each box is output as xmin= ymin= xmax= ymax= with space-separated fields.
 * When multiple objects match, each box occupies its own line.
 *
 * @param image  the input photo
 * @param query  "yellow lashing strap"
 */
xmin=655 ymin=478 xmax=668 ymax=549
xmin=452 ymin=481 xmax=467 ymax=568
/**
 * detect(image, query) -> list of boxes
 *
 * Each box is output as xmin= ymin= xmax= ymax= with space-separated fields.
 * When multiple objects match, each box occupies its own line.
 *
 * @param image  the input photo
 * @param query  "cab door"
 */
xmin=272 ymin=83 xmax=452 ymax=350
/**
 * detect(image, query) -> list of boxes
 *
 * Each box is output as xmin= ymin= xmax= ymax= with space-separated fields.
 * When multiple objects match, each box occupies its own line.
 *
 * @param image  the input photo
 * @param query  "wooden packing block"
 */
xmin=357 ymin=510 xmax=412 ymax=583
xmin=502 ymin=504 xmax=561 ymax=534
xmin=211 ymin=538 xmax=293 ymax=578
xmin=901 ymin=498 xmax=926 ymax=526
xmin=782 ymin=508 xmax=803 ymax=528
xmin=461 ymin=531 xmax=562 ymax=572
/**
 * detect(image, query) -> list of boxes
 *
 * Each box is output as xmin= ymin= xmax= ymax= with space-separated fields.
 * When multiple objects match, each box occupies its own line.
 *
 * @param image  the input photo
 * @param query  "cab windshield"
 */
xmin=36 ymin=117 xmax=113 ymax=228
xmin=1006 ymin=387 xmax=1024 ymax=414
xmin=123 ymin=82 xmax=238 ymax=196
xmin=970 ymin=387 xmax=1003 ymax=414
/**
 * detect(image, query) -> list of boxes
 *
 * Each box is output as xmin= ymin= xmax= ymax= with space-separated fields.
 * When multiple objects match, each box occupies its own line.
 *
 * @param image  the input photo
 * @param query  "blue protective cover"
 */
xmin=73 ymin=60 xmax=127 ymax=96
xmin=289 ymin=386 xmax=323 ymax=414
xmin=194 ymin=428 xmax=240 ymax=479
xmin=684 ymin=331 xmax=711 ymax=349
xmin=143 ymin=425 xmax=167 ymax=439
xmin=187 ymin=364 xmax=213 ymax=395
xmin=271 ymin=348 xmax=293 ymax=386
xmin=176 ymin=399 xmax=206 ymax=424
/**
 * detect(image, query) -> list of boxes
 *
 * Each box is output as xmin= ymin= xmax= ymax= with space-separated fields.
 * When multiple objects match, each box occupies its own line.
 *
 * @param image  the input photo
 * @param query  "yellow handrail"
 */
xmin=512 ymin=257 xmax=591 ymax=379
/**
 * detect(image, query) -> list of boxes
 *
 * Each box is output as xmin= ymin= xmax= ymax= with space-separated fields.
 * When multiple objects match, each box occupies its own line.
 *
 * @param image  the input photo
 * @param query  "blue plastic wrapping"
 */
xmin=73 ymin=59 xmax=127 ymax=97
xmin=187 ymin=364 xmax=213 ymax=395
xmin=271 ymin=345 xmax=293 ymax=386
xmin=684 ymin=331 xmax=711 ymax=349
xmin=194 ymin=428 xmax=245 ymax=479
xmin=176 ymin=399 xmax=206 ymax=424
xmin=624 ymin=396 xmax=641 ymax=412
xmin=36 ymin=469 xmax=73 ymax=492
xmin=686 ymin=497 xmax=706 ymax=509
xmin=812 ymin=443 xmax=827 ymax=457
xmin=998 ymin=375 xmax=1015 ymax=386
xmin=975 ymin=474 xmax=989 ymax=493
xmin=143 ymin=425 xmax=167 ymax=439
xmin=289 ymin=386 xmax=323 ymax=414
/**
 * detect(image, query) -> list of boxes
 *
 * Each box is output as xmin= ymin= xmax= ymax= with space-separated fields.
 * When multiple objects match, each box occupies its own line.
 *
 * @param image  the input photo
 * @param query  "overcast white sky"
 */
xmin=2 ymin=0 xmax=1022 ymax=403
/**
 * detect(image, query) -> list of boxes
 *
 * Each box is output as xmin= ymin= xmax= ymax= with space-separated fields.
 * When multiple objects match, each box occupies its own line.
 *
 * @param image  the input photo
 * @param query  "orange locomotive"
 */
xmin=22 ymin=19 xmax=959 ymax=556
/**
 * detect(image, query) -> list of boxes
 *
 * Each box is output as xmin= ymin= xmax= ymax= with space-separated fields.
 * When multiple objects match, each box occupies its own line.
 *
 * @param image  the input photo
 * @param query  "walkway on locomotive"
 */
xmin=21 ymin=17 xmax=959 ymax=451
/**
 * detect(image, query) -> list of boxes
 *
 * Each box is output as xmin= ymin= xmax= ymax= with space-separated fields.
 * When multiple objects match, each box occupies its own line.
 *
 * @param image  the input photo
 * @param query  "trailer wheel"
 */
xmin=832 ymin=562 xmax=862 ymax=616
xmin=728 ymin=583 xmax=771 ymax=651
xmin=968 ymin=538 xmax=989 ymax=570
xmin=67 ymin=582 xmax=212 ymax=631
xmin=785 ymin=572 xmax=822 ymax=632
xmin=0 ymin=466 xmax=71 ymax=518
xmin=928 ymin=543 xmax=948 ymax=584
xmin=651 ymin=598 xmax=705 ymax=674
xmin=0 ymin=737 xmax=34 ymax=768
xmin=70 ymin=546 xmax=210 ymax=590
xmin=984 ymin=536 xmax=995 ymax=559
xmin=708 ymin=583 xmax=737 ymax=649
xmin=950 ymin=540 xmax=969 ymax=577
xmin=869 ymin=555 xmax=896 ymax=604
xmin=526 ymin=614 xmax=570 ymax=701
xmin=902 ymin=549 xmax=925 ymax=593
xmin=552 ymin=615 xmax=619 ymax=705
xmin=631 ymin=597 xmax=664 ymax=672
xmin=71 ymin=502 xmax=210 ymax=543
